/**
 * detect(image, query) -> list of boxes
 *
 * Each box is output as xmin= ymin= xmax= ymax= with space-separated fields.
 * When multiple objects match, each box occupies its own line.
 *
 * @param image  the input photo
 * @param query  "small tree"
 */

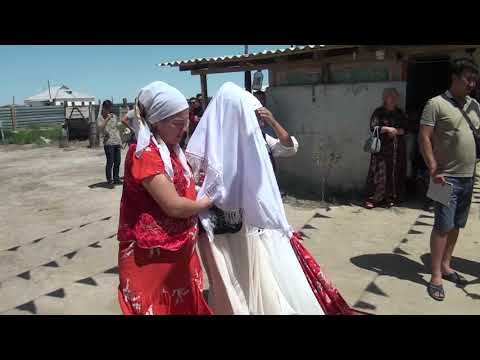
xmin=312 ymin=139 xmax=342 ymax=203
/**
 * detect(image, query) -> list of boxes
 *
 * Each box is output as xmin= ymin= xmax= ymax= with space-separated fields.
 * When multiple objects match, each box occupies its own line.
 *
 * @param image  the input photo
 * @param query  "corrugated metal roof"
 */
xmin=159 ymin=45 xmax=334 ymax=67
xmin=25 ymin=85 xmax=95 ymax=102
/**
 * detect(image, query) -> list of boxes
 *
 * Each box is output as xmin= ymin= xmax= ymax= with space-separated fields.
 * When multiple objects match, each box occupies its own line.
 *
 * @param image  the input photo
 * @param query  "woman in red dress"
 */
xmin=117 ymin=81 xmax=213 ymax=315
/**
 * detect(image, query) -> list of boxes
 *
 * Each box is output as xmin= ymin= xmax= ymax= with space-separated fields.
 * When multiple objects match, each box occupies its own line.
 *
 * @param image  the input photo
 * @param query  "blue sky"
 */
xmin=0 ymin=45 xmax=290 ymax=106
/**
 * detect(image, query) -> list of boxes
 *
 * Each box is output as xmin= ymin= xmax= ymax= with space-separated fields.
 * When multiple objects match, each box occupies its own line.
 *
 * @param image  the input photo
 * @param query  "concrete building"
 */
xmin=25 ymin=85 xmax=96 ymax=107
xmin=160 ymin=45 xmax=480 ymax=198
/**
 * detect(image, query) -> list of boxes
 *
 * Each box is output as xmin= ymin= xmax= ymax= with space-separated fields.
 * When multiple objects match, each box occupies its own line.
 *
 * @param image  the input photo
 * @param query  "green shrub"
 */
xmin=2 ymin=124 xmax=62 ymax=145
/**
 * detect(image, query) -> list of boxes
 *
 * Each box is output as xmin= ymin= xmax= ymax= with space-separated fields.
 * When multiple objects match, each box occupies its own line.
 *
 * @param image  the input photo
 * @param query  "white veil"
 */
xmin=186 ymin=82 xmax=292 ymax=239
xmin=187 ymin=82 xmax=323 ymax=315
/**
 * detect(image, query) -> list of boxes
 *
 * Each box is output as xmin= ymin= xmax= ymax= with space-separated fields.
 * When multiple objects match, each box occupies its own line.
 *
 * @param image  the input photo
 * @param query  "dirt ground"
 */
xmin=1 ymin=142 xmax=479 ymax=315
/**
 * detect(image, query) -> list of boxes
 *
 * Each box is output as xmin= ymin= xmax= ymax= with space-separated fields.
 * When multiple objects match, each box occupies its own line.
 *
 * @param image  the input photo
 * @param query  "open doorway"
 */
xmin=404 ymin=56 xmax=451 ymax=202
xmin=405 ymin=56 xmax=451 ymax=130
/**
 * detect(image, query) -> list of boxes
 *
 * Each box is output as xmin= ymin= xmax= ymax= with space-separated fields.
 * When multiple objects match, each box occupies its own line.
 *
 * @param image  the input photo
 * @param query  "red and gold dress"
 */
xmin=117 ymin=142 xmax=211 ymax=315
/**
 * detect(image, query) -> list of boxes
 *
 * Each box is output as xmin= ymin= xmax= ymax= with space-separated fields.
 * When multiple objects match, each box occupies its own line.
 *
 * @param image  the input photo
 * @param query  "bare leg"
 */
xmin=441 ymin=227 xmax=460 ymax=275
xmin=429 ymin=228 xmax=449 ymax=286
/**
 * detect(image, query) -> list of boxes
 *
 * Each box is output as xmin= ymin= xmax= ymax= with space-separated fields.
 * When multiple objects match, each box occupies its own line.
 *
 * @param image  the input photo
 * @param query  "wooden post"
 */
xmin=268 ymin=69 xmax=275 ymax=87
xmin=244 ymin=45 xmax=252 ymax=92
xmin=245 ymin=71 xmax=252 ymax=92
xmin=88 ymin=104 xmax=97 ymax=148
xmin=322 ymin=63 xmax=331 ymax=84
xmin=0 ymin=115 xmax=5 ymax=144
xmin=401 ymin=59 xmax=408 ymax=81
xmin=10 ymin=96 xmax=16 ymax=131
xmin=48 ymin=81 xmax=52 ymax=102
xmin=62 ymin=101 xmax=68 ymax=141
xmin=200 ymin=74 xmax=208 ymax=110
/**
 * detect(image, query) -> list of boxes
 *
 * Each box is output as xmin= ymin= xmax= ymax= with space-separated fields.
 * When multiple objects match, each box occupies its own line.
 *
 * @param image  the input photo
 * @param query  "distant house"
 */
xmin=24 ymin=85 xmax=96 ymax=107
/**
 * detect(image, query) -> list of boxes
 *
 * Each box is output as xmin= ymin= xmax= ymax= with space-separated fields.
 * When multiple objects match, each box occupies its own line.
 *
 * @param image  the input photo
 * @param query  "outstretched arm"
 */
xmin=256 ymin=107 xmax=294 ymax=148
xmin=142 ymin=174 xmax=213 ymax=218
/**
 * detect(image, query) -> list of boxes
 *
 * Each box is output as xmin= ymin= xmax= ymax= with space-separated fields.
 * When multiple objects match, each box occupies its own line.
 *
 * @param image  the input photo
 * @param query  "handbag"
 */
xmin=363 ymin=126 xmax=381 ymax=154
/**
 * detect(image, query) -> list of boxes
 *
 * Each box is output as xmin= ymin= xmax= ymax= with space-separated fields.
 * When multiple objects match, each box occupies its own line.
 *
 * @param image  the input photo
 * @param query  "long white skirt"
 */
xmin=198 ymin=225 xmax=324 ymax=315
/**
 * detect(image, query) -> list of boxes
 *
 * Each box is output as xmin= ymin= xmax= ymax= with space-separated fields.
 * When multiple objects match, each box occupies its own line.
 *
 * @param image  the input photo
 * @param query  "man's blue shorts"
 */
xmin=433 ymin=176 xmax=474 ymax=233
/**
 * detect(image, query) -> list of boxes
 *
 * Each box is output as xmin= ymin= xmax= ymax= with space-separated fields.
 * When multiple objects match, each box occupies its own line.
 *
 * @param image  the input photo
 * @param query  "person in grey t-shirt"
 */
xmin=97 ymin=100 xmax=122 ymax=187
xmin=419 ymin=58 xmax=480 ymax=301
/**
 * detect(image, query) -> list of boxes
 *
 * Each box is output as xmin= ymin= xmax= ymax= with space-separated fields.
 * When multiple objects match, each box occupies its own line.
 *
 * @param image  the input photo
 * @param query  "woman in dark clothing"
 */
xmin=364 ymin=88 xmax=408 ymax=209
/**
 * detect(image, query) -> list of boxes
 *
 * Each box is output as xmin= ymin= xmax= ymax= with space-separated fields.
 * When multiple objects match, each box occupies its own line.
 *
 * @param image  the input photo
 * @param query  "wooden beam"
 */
xmin=399 ymin=45 xmax=480 ymax=58
xmin=180 ymin=45 xmax=476 ymax=74
xmin=184 ymin=46 xmax=360 ymax=73
xmin=174 ymin=45 xmax=358 ymax=70
xmin=191 ymin=58 xmax=332 ymax=76
xmin=329 ymin=59 xmax=394 ymax=70
xmin=190 ymin=49 xmax=385 ymax=76
xmin=200 ymin=74 xmax=208 ymax=110
xmin=194 ymin=49 xmax=401 ymax=78
xmin=192 ymin=63 xmax=271 ymax=75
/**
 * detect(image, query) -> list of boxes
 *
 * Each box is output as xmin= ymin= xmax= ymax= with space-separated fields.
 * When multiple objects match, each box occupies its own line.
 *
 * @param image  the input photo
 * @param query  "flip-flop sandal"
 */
xmin=442 ymin=271 xmax=468 ymax=286
xmin=427 ymin=283 xmax=445 ymax=301
xmin=365 ymin=202 xmax=375 ymax=209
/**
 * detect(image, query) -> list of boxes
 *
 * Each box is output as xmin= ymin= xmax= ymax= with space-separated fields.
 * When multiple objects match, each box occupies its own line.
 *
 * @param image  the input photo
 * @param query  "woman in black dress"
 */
xmin=364 ymin=88 xmax=408 ymax=209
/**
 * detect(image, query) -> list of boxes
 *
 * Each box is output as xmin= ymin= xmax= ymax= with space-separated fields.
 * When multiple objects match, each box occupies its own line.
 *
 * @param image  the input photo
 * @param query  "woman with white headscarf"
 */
xmin=116 ymin=81 xmax=213 ymax=315
xmin=186 ymin=82 xmax=356 ymax=315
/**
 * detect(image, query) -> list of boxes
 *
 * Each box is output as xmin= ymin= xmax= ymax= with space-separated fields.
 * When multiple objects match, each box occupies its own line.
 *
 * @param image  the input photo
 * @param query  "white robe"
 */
xmin=187 ymin=82 xmax=323 ymax=315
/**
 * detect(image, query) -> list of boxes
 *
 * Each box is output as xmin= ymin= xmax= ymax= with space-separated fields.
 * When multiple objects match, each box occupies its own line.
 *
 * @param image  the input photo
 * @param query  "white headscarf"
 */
xmin=186 ymin=82 xmax=293 ymax=238
xmin=133 ymin=81 xmax=191 ymax=181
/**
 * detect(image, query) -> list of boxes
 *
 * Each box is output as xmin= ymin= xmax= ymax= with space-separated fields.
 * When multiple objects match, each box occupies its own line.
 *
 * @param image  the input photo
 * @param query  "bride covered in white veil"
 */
xmin=186 ymin=82 xmax=356 ymax=315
